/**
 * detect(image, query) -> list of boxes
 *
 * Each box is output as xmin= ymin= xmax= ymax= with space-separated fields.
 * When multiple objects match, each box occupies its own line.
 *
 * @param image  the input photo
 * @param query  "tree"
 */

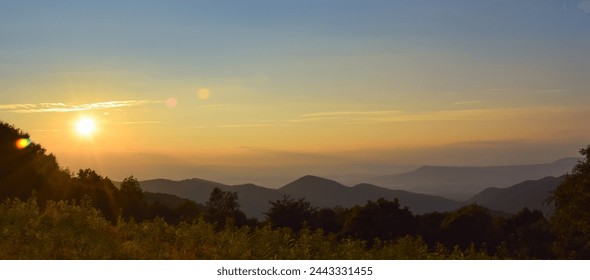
xmin=72 ymin=169 xmax=120 ymax=222
xmin=172 ymin=199 xmax=202 ymax=223
xmin=0 ymin=122 xmax=67 ymax=201
xmin=119 ymin=176 xmax=148 ymax=221
xmin=204 ymin=187 xmax=247 ymax=229
xmin=549 ymin=145 xmax=590 ymax=258
xmin=265 ymin=195 xmax=316 ymax=232
xmin=344 ymin=197 xmax=417 ymax=244
xmin=440 ymin=204 xmax=494 ymax=250
xmin=502 ymin=208 xmax=553 ymax=259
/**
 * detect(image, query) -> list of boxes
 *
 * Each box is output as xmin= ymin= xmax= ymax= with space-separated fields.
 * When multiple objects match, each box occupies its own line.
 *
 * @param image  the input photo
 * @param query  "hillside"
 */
xmin=467 ymin=176 xmax=563 ymax=214
xmin=279 ymin=176 xmax=460 ymax=213
xmin=139 ymin=179 xmax=284 ymax=219
xmin=140 ymin=175 xmax=462 ymax=218
xmin=368 ymin=158 xmax=578 ymax=200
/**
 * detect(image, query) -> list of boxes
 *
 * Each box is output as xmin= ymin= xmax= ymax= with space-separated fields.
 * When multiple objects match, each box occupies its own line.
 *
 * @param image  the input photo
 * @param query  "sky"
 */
xmin=1 ymin=0 xmax=590 ymax=186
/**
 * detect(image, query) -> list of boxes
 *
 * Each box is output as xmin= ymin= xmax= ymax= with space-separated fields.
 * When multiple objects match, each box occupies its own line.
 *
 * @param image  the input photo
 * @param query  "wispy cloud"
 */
xmin=453 ymin=100 xmax=483 ymax=105
xmin=199 ymin=104 xmax=226 ymax=108
xmin=0 ymin=100 xmax=163 ymax=113
xmin=301 ymin=110 xmax=401 ymax=118
xmin=193 ymin=124 xmax=274 ymax=129
xmin=293 ymin=107 xmax=578 ymax=124
xmin=123 ymin=121 xmax=163 ymax=125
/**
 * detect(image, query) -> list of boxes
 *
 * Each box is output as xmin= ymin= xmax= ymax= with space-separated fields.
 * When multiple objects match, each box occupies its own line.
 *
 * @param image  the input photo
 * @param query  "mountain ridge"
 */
xmin=140 ymin=174 xmax=462 ymax=218
xmin=367 ymin=157 xmax=578 ymax=200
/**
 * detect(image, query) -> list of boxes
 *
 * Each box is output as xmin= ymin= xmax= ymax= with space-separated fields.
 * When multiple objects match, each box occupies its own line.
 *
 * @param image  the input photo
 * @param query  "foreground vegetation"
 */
xmin=0 ymin=198 xmax=492 ymax=260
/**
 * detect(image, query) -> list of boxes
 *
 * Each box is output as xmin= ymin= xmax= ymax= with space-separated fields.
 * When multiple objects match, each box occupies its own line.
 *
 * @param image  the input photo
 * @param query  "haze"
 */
xmin=1 ymin=1 xmax=589 ymax=187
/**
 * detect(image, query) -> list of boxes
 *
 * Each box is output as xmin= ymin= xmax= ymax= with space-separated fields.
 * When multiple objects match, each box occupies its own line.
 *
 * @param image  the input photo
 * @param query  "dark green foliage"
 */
xmin=172 ymin=199 xmax=202 ymax=223
xmin=440 ymin=204 xmax=495 ymax=250
xmin=0 ymin=122 xmax=71 ymax=202
xmin=119 ymin=176 xmax=148 ymax=221
xmin=72 ymin=169 xmax=120 ymax=222
xmin=204 ymin=187 xmax=247 ymax=229
xmin=344 ymin=198 xmax=417 ymax=244
xmin=265 ymin=196 xmax=316 ymax=232
xmin=416 ymin=211 xmax=447 ymax=247
xmin=549 ymin=145 xmax=590 ymax=258
xmin=0 ymin=198 xmax=495 ymax=259
xmin=501 ymin=208 xmax=553 ymax=259
xmin=311 ymin=207 xmax=343 ymax=234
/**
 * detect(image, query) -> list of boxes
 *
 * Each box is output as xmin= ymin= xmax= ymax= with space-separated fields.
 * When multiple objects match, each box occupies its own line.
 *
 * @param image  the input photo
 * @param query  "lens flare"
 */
xmin=166 ymin=97 xmax=178 ymax=108
xmin=197 ymin=88 xmax=210 ymax=100
xmin=16 ymin=138 xmax=31 ymax=149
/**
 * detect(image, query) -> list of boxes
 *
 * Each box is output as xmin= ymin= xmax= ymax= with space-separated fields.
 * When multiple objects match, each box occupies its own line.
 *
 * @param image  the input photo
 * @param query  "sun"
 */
xmin=75 ymin=117 xmax=97 ymax=137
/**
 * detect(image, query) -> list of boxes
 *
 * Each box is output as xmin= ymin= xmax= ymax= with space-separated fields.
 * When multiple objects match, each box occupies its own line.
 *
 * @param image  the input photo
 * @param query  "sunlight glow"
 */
xmin=75 ymin=117 xmax=97 ymax=137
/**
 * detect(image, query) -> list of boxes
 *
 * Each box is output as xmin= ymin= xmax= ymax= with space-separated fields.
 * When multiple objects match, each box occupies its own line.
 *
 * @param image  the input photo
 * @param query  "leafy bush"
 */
xmin=0 ymin=198 xmax=494 ymax=260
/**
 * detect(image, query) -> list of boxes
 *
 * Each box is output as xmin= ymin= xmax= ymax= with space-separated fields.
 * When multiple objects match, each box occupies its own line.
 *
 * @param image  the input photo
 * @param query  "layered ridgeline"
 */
xmin=140 ymin=174 xmax=565 ymax=219
xmin=367 ymin=158 xmax=577 ymax=200
xmin=467 ymin=176 xmax=564 ymax=215
xmin=140 ymin=176 xmax=461 ymax=219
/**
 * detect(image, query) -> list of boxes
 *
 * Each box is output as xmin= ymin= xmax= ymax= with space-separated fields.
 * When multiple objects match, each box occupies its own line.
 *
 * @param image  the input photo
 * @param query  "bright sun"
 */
xmin=75 ymin=117 xmax=97 ymax=137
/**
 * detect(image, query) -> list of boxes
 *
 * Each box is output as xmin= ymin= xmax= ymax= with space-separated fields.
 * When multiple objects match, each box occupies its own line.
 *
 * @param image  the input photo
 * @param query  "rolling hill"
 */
xmin=367 ymin=158 xmax=578 ymax=200
xmin=466 ymin=176 xmax=563 ymax=214
xmin=139 ymin=175 xmax=462 ymax=218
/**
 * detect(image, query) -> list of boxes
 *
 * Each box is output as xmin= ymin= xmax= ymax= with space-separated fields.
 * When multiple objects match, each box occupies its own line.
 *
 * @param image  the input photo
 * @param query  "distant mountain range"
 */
xmin=139 ymin=161 xmax=569 ymax=218
xmin=467 ymin=176 xmax=563 ymax=215
xmin=140 ymin=176 xmax=461 ymax=219
xmin=366 ymin=158 xmax=578 ymax=200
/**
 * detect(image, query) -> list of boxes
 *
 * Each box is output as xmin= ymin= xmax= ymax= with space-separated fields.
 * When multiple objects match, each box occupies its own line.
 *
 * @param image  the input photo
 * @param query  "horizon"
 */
xmin=2 ymin=1 xmax=589 ymax=185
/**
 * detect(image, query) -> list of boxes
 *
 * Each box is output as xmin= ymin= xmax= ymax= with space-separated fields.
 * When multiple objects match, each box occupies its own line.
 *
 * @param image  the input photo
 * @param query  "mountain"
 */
xmin=139 ymin=175 xmax=462 ymax=219
xmin=368 ymin=158 xmax=578 ymax=200
xmin=139 ymin=178 xmax=284 ymax=219
xmin=280 ymin=175 xmax=351 ymax=206
xmin=279 ymin=175 xmax=460 ymax=214
xmin=140 ymin=178 xmax=227 ymax=200
xmin=467 ymin=176 xmax=563 ymax=214
xmin=144 ymin=192 xmax=201 ymax=209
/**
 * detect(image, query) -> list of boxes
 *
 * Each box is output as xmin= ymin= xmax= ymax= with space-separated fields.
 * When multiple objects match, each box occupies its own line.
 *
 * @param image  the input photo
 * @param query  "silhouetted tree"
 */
xmin=440 ymin=204 xmax=494 ymax=250
xmin=416 ymin=211 xmax=448 ymax=247
xmin=119 ymin=176 xmax=148 ymax=221
xmin=0 ymin=122 xmax=68 ymax=202
xmin=549 ymin=145 xmax=590 ymax=259
xmin=502 ymin=208 xmax=554 ymax=259
xmin=344 ymin=198 xmax=417 ymax=244
xmin=265 ymin=195 xmax=316 ymax=232
xmin=172 ymin=199 xmax=202 ymax=223
xmin=311 ymin=207 xmax=343 ymax=234
xmin=204 ymin=187 xmax=247 ymax=229
xmin=72 ymin=169 xmax=120 ymax=222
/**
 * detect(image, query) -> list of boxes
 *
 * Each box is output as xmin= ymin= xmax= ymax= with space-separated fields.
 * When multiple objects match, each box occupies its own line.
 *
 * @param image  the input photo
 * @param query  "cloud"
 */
xmin=123 ymin=121 xmax=163 ymax=125
xmin=194 ymin=124 xmax=274 ymax=129
xmin=199 ymin=104 xmax=226 ymax=108
xmin=579 ymin=1 xmax=590 ymax=13
xmin=301 ymin=110 xmax=401 ymax=118
xmin=0 ymin=100 xmax=162 ymax=113
xmin=293 ymin=107 xmax=581 ymax=124
xmin=453 ymin=100 xmax=483 ymax=105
